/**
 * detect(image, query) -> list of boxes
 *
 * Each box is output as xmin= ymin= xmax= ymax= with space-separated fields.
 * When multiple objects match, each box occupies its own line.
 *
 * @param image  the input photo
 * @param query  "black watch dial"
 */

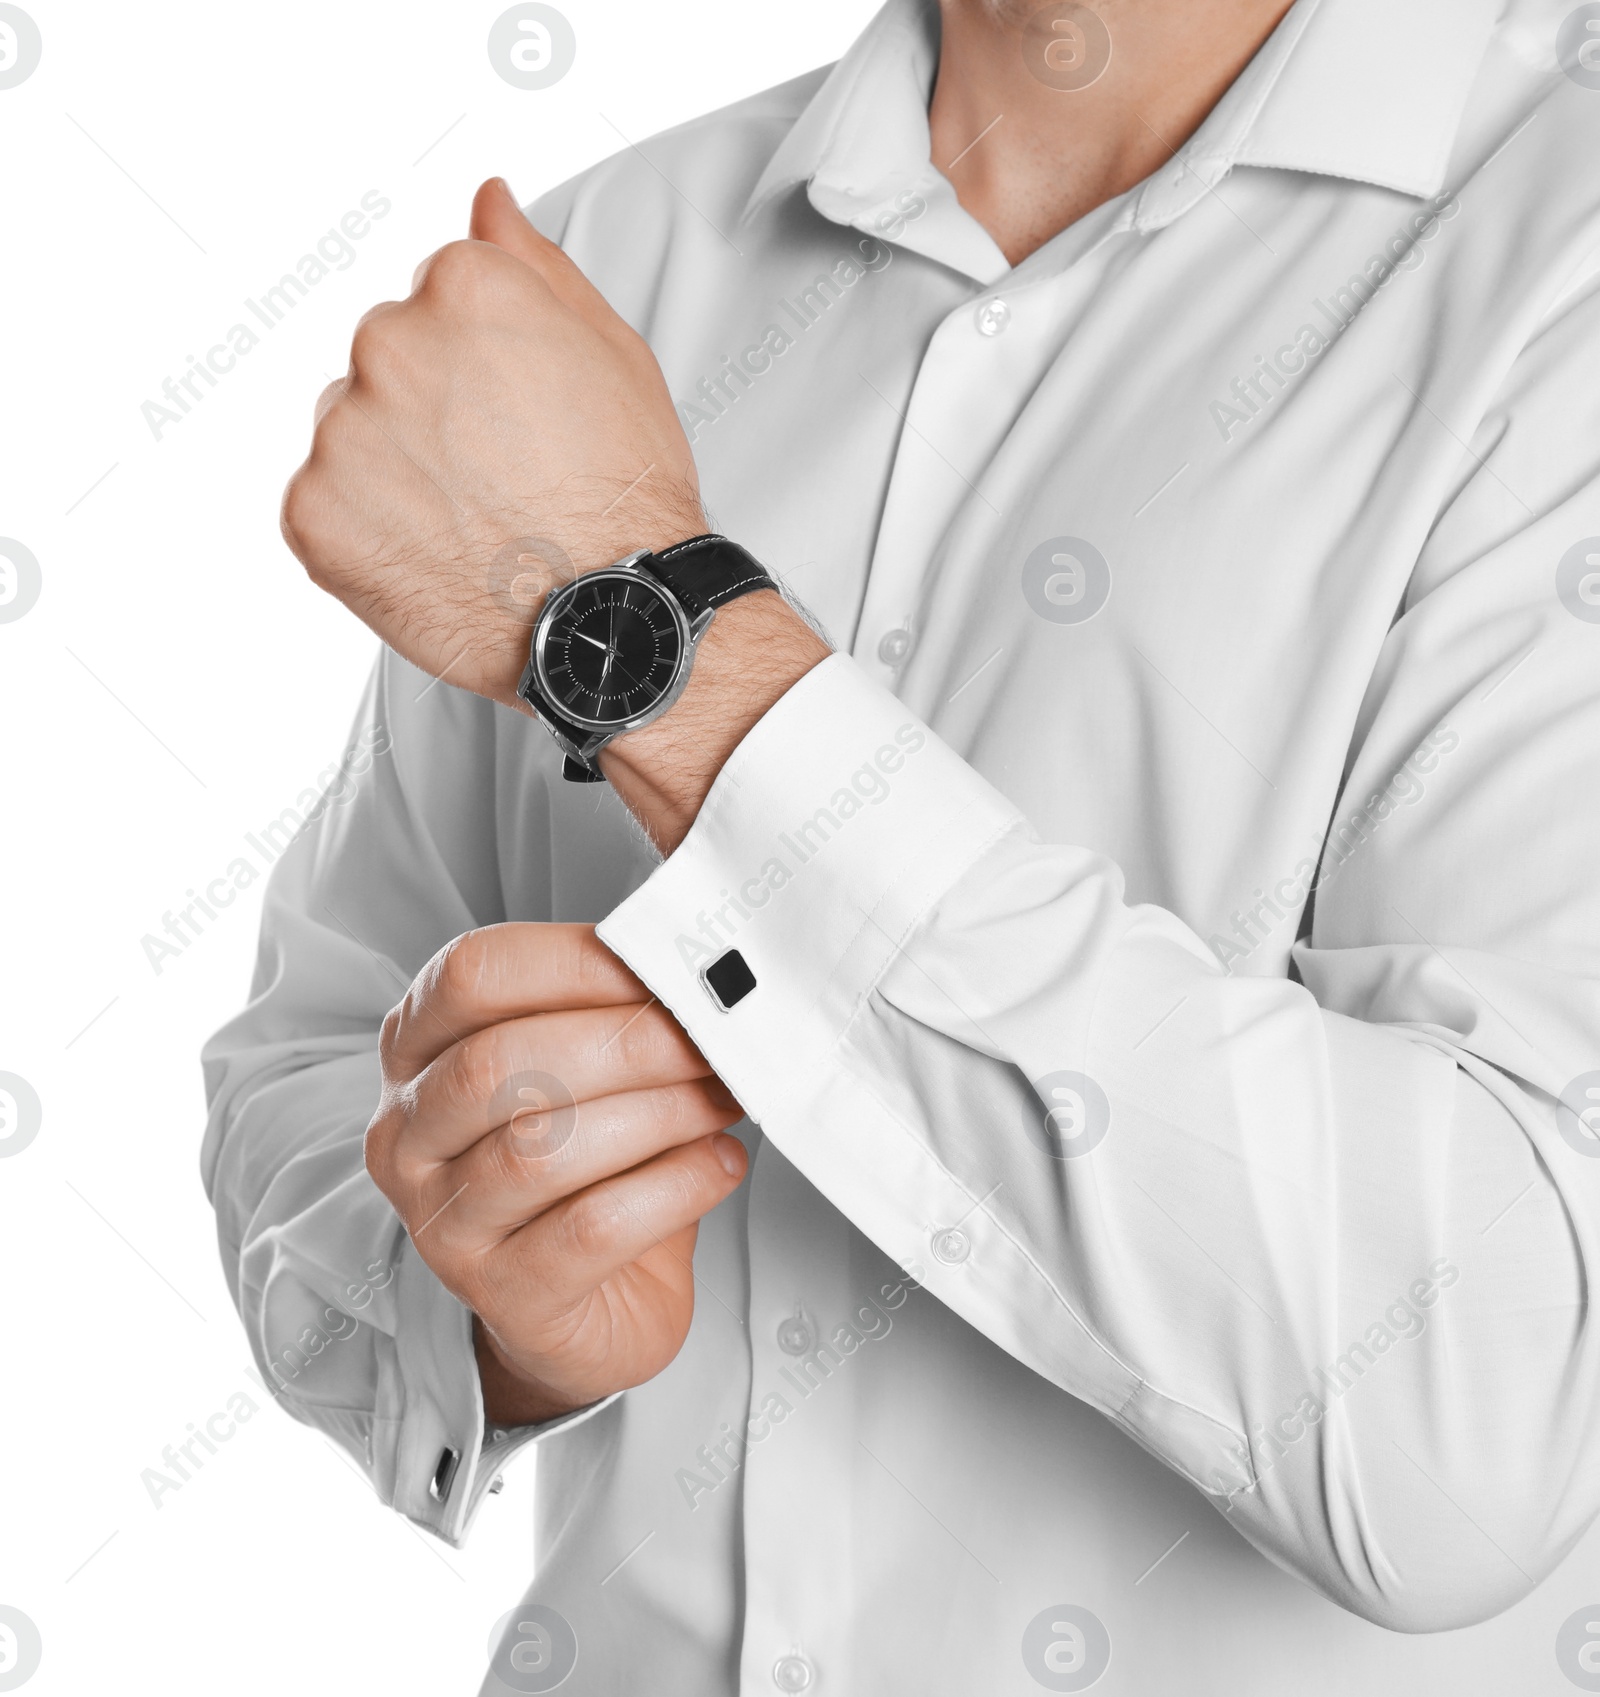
xmin=534 ymin=568 xmax=688 ymax=731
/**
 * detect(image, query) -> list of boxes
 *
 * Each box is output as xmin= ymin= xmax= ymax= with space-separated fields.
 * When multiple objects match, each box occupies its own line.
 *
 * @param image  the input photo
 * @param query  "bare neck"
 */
xmin=930 ymin=0 xmax=1296 ymax=266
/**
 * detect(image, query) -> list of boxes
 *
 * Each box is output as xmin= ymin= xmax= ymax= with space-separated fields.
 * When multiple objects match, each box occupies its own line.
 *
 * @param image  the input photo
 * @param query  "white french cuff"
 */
xmin=599 ymin=653 xmax=1022 ymax=1125
xmin=386 ymin=1233 xmax=620 ymax=1545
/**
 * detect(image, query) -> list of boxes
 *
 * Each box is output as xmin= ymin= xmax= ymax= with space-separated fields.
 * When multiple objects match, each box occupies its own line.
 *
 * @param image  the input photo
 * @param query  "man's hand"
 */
xmin=284 ymin=176 xmax=828 ymax=851
xmin=281 ymin=177 xmax=708 ymax=710
xmin=364 ymin=921 xmax=750 ymax=1426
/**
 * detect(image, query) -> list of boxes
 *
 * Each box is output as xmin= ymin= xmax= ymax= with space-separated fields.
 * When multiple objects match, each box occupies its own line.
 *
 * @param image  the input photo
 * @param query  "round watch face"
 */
xmin=533 ymin=567 xmax=689 ymax=732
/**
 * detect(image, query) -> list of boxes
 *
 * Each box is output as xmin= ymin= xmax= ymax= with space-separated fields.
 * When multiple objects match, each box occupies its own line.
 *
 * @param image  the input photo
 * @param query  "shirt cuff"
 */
xmin=597 ymin=653 xmax=1021 ymax=1126
xmin=384 ymin=1233 xmax=620 ymax=1545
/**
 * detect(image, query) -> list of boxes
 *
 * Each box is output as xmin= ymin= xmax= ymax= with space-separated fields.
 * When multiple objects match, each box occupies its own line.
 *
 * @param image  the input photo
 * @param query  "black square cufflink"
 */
xmin=701 ymin=949 xmax=756 ymax=1010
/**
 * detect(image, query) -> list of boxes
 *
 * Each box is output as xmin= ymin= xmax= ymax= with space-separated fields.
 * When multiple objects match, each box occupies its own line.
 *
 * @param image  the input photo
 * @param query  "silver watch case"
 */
xmin=524 ymin=549 xmax=715 ymax=764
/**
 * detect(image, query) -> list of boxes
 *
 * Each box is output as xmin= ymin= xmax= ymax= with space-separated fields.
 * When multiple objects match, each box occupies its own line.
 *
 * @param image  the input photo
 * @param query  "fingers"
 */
xmin=485 ymin=1132 xmax=749 ymax=1312
xmin=429 ymin=1074 xmax=744 ymax=1242
xmin=382 ymin=923 xmax=647 ymax=1083
xmin=387 ymin=997 xmax=711 ymax=1167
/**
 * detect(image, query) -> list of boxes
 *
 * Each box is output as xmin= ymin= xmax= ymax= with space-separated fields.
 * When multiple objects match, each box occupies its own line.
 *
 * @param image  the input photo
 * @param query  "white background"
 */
xmin=0 ymin=2 xmax=877 ymax=1690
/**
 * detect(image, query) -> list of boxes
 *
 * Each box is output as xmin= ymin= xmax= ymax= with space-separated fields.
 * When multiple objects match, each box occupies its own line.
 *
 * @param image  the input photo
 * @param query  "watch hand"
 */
xmin=598 ymin=605 xmax=621 ymax=689
xmin=607 ymin=651 xmax=644 ymax=692
xmin=572 ymin=631 xmax=610 ymax=652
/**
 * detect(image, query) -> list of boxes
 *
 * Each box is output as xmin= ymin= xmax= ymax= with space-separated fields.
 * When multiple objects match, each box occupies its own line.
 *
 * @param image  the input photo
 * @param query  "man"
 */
xmin=202 ymin=0 xmax=1600 ymax=1688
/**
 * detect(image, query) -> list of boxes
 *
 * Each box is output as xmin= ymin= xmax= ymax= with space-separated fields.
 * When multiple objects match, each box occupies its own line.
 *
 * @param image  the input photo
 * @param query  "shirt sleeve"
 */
xmin=597 ymin=269 xmax=1600 ymax=1630
xmin=200 ymin=650 xmax=611 ymax=1547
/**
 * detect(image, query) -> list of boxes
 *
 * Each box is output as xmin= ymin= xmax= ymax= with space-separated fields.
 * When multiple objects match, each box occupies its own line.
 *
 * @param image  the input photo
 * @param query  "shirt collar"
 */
xmin=743 ymin=0 xmax=1008 ymax=279
xmin=1189 ymin=0 xmax=1498 ymax=202
xmin=743 ymin=0 xmax=1498 ymax=249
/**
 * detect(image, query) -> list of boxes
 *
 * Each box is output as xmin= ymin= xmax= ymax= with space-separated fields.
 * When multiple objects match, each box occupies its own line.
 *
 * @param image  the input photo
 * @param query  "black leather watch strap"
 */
xmin=644 ymin=534 xmax=776 ymax=615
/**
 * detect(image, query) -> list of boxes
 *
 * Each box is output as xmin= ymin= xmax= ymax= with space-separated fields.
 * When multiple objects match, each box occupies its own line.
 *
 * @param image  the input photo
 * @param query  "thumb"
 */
xmin=467 ymin=176 xmax=611 ymax=321
xmin=468 ymin=176 xmax=552 ymax=267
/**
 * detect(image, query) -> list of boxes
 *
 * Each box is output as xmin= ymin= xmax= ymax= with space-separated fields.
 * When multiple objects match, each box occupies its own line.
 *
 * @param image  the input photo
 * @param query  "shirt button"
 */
xmin=777 ymin=1310 xmax=814 ymax=1356
xmin=876 ymin=626 xmax=912 ymax=666
xmin=931 ymin=1226 xmax=971 ymax=1265
xmin=975 ymin=297 xmax=1010 ymax=336
xmin=773 ymin=1654 xmax=814 ymax=1691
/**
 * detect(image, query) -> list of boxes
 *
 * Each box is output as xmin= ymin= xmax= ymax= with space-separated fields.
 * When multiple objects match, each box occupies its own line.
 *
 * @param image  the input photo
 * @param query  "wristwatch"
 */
xmin=516 ymin=533 xmax=777 ymax=781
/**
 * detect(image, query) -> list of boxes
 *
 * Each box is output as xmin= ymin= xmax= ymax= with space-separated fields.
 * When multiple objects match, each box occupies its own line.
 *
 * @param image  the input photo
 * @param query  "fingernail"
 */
xmin=712 ymin=1133 xmax=745 ymax=1178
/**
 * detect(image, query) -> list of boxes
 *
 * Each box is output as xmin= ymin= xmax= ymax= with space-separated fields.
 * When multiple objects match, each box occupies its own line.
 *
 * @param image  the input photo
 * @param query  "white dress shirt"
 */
xmin=202 ymin=0 xmax=1600 ymax=1689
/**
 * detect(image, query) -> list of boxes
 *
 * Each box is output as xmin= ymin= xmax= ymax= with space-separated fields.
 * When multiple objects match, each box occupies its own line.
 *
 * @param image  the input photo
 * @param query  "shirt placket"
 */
xmin=738 ymin=1141 xmax=862 ymax=1693
xmin=846 ymin=220 xmax=1134 ymax=697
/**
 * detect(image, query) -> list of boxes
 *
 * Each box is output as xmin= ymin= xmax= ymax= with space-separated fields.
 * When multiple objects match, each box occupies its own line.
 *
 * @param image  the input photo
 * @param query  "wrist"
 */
xmin=601 ymin=588 xmax=829 ymax=854
xmin=472 ymin=1314 xmax=586 ymax=1428
xmin=489 ymin=505 xmax=708 ymax=713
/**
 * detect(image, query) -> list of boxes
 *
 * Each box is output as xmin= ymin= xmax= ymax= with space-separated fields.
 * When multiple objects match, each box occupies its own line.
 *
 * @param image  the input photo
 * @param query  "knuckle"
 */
xmin=348 ymin=310 xmax=401 ymax=380
xmin=489 ymin=1123 xmax=552 ymax=1204
xmin=422 ymin=239 xmax=493 ymax=300
xmin=573 ymin=926 xmax=630 ymax=1000
xmin=353 ymin=297 xmax=399 ymax=334
xmin=611 ymin=1005 xmax=669 ymax=1075
xmin=679 ymin=1144 xmax=724 ymax=1209
xmin=279 ymin=467 xmax=324 ymax=555
xmin=446 ymin=1024 xmax=505 ymax=1115
xmin=432 ymin=929 xmax=490 ymax=1008
xmin=655 ymin=1081 xmax=694 ymax=1140
xmin=452 ymin=1250 xmax=496 ymax=1317
xmin=363 ymin=1114 xmax=397 ymax=1194
xmin=507 ymin=1080 xmax=579 ymax=1166
xmin=413 ymin=1182 xmax=470 ymax=1260
xmin=377 ymin=1002 xmax=405 ymax=1074
xmin=561 ymin=1188 xmax=621 ymax=1262
xmin=483 ymin=1125 xmax=526 ymax=1192
xmin=281 ymin=421 xmax=365 ymax=574
xmin=313 ymin=375 xmax=349 ymax=421
xmin=620 ymin=326 xmax=662 ymax=377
